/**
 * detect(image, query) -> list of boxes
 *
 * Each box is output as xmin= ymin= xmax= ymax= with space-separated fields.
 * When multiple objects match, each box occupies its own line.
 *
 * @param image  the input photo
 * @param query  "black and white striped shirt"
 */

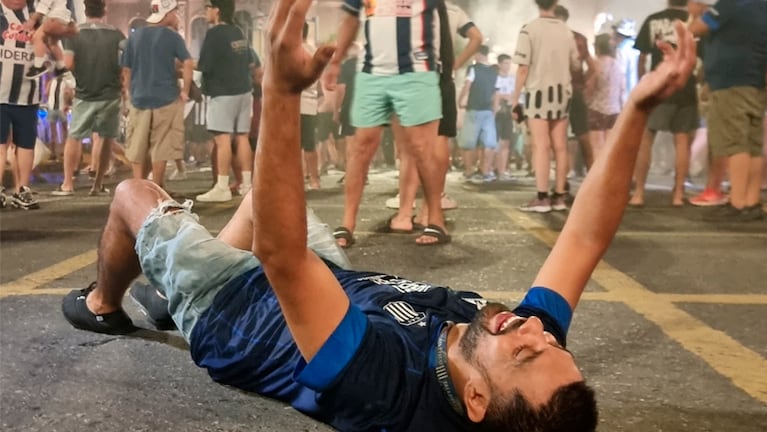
xmin=0 ymin=0 xmax=41 ymax=106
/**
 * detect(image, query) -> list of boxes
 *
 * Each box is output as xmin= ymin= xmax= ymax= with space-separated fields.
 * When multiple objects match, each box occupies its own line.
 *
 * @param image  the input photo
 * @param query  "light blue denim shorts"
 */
xmin=135 ymin=200 xmax=351 ymax=340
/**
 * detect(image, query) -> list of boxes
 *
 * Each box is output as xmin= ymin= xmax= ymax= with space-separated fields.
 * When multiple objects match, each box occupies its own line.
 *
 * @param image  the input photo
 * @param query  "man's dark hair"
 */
xmin=84 ymin=0 xmax=105 ymax=18
xmin=554 ymin=5 xmax=569 ymax=21
xmin=497 ymin=54 xmax=511 ymax=63
xmin=535 ymin=0 xmax=558 ymax=11
xmin=478 ymin=45 xmax=490 ymax=56
xmin=214 ymin=0 xmax=235 ymax=23
xmin=479 ymin=381 xmax=598 ymax=432
xmin=669 ymin=0 xmax=687 ymax=7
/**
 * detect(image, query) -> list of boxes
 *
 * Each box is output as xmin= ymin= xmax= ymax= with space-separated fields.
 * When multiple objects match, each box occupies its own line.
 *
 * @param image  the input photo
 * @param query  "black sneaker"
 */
xmin=25 ymin=64 xmax=49 ymax=79
xmin=10 ymin=186 xmax=39 ymax=210
xmin=62 ymin=283 xmax=137 ymax=335
xmin=53 ymin=67 xmax=70 ymax=77
xmin=0 ymin=187 xmax=7 ymax=209
xmin=129 ymin=282 xmax=175 ymax=331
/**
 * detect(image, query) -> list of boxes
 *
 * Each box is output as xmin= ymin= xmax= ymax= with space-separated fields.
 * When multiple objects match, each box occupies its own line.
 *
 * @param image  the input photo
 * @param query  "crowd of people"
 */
xmin=1 ymin=0 xmax=765 ymax=231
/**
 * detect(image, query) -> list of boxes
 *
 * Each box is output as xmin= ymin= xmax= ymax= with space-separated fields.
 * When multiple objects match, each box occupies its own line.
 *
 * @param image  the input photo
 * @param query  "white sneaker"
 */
xmin=196 ymin=186 xmax=232 ymax=202
xmin=385 ymin=194 xmax=416 ymax=210
xmin=238 ymin=184 xmax=251 ymax=196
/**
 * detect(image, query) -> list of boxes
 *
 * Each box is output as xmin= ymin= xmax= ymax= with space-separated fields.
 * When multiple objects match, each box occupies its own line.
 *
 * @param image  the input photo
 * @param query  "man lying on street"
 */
xmin=61 ymin=1 xmax=697 ymax=430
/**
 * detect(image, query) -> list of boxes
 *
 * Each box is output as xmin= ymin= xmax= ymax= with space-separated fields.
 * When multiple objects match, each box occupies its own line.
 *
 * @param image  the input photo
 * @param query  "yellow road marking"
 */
xmin=0 ymin=250 xmax=97 ymax=296
xmin=479 ymin=194 xmax=767 ymax=404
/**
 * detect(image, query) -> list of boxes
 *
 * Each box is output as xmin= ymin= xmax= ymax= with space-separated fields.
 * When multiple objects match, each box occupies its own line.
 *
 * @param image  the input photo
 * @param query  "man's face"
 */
xmin=205 ymin=5 xmax=218 ymax=23
xmin=457 ymin=303 xmax=583 ymax=407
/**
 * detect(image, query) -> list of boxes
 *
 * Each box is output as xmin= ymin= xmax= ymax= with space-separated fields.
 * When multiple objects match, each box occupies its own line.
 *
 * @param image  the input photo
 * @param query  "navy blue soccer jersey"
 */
xmin=189 ymin=263 xmax=573 ymax=431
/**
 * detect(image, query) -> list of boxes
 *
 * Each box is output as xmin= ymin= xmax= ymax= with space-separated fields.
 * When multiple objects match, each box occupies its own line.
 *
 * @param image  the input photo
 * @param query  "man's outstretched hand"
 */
xmin=630 ymin=21 xmax=697 ymax=110
xmin=264 ymin=0 xmax=335 ymax=95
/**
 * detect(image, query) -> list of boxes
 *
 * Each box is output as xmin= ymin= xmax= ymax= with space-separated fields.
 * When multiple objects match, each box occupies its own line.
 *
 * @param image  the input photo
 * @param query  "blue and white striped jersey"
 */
xmin=0 ymin=0 xmax=42 ymax=105
xmin=343 ymin=0 xmax=439 ymax=76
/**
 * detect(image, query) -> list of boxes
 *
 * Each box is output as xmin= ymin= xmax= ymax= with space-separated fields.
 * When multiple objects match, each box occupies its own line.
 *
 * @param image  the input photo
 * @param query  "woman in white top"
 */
xmin=585 ymin=34 xmax=626 ymax=161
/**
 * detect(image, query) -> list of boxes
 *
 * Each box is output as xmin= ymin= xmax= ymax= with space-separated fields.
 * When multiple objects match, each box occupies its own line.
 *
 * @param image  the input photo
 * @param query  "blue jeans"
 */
xmin=135 ymin=200 xmax=351 ymax=340
xmin=459 ymin=110 xmax=498 ymax=150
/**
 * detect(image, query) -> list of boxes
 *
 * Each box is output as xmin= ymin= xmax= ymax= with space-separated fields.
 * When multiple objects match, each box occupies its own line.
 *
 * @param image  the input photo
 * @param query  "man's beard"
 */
xmin=459 ymin=302 xmax=511 ymax=362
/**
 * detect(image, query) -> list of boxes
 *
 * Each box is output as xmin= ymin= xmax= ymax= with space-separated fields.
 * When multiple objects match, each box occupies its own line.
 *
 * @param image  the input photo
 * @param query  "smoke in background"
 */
xmin=467 ymin=0 xmax=539 ymax=57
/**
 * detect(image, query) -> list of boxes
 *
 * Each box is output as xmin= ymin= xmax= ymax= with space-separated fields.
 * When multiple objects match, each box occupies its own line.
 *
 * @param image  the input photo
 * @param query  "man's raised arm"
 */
xmin=252 ymin=0 xmax=349 ymax=361
xmin=532 ymin=22 xmax=697 ymax=310
xmin=322 ymin=2 xmax=360 ymax=90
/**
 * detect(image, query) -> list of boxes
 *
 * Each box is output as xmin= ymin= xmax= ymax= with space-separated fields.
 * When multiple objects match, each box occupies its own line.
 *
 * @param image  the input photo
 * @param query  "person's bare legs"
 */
xmin=402 ymin=120 xmax=445 ymax=244
xmin=745 ymin=155 xmax=763 ymax=206
xmin=60 ymin=136 xmax=82 ymax=191
xmin=236 ymin=133 xmax=253 ymax=191
xmin=577 ymin=133 xmax=593 ymax=171
xmin=91 ymin=137 xmax=113 ymax=193
xmin=629 ymin=129 xmax=656 ymax=206
xmin=0 ymin=143 xmax=7 ymax=190
xmin=496 ymin=139 xmax=510 ymax=175
xmin=304 ymin=149 xmax=321 ymax=189
xmin=589 ymin=130 xmax=606 ymax=165
xmin=672 ymin=131 xmax=693 ymax=206
xmin=339 ymin=126 xmax=382 ymax=246
xmin=391 ymin=120 xmax=418 ymax=231
xmin=214 ymin=133 xmax=233 ymax=182
xmin=551 ymin=118 xmax=569 ymax=194
xmin=85 ymin=180 xmax=170 ymax=315
xmin=462 ymin=148 xmax=477 ymax=176
xmin=14 ymin=147 xmax=34 ymax=191
xmin=528 ymin=119 xmax=552 ymax=195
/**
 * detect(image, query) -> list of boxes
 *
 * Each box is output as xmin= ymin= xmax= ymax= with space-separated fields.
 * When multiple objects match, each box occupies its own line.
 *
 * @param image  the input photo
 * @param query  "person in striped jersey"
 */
xmin=0 ymin=0 xmax=42 ymax=209
xmin=324 ymin=0 xmax=449 ymax=248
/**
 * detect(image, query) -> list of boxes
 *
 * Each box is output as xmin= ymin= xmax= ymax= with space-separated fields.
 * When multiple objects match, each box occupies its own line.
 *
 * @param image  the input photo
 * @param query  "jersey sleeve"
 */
xmin=703 ymin=0 xmax=737 ymax=32
xmin=294 ymin=306 xmax=416 ymax=428
xmin=120 ymin=37 xmax=133 ymax=69
xmin=453 ymin=6 xmax=475 ymax=38
xmin=512 ymin=25 xmax=532 ymax=66
xmin=513 ymin=287 xmax=573 ymax=347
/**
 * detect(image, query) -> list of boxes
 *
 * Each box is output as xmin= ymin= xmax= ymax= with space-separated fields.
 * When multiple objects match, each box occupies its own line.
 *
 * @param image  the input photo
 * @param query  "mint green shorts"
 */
xmin=351 ymin=72 xmax=442 ymax=128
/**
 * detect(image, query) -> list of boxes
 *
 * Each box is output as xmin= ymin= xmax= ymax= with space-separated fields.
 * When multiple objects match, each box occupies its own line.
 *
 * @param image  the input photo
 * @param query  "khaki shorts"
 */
xmin=126 ymin=100 xmax=185 ymax=163
xmin=647 ymin=102 xmax=699 ymax=133
xmin=708 ymin=86 xmax=767 ymax=158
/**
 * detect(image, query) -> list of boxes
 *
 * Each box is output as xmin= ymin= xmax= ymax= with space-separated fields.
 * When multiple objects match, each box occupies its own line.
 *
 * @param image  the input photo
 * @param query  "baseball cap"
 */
xmin=146 ymin=0 xmax=178 ymax=24
xmin=614 ymin=19 xmax=637 ymax=38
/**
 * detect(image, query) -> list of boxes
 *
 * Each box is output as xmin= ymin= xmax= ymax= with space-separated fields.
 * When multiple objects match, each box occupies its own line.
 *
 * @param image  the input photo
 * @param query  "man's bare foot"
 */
xmin=672 ymin=196 xmax=685 ymax=207
xmin=628 ymin=195 xmax=644 ymax=208
xmin=388 ymin=214 xmax=415 ymax=233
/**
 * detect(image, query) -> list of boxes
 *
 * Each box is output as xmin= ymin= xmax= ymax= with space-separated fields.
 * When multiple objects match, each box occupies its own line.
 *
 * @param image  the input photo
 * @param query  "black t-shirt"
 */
xmin=338 ymin=58 xmax=357 ymax=117
xmin=62 ymin=23 xmax=125 ymax=101
xmin=466 ymin=63 xmax=498 ymax=111
xmin=635 ymin=8 xmax=697 ymax=106
xmin=197 ymin=24 xmax=252 ymax=97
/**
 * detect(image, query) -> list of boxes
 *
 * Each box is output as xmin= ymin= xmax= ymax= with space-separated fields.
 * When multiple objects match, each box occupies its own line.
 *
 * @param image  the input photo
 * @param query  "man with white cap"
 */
xmin=121 ymin=0 xmax=193 ymax=191
xmin=613 ymin=18 xmax=639 ymax=107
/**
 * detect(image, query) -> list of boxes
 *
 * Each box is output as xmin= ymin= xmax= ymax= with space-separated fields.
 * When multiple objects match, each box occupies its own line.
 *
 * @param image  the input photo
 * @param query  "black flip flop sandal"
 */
xmin=417 ymin=224 xmax=451 ymax=246
xmin=333 ymin=226 xmax=356 ymax=249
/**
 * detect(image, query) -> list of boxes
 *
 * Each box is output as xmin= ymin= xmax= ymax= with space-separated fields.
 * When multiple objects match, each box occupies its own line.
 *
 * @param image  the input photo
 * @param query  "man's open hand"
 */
xmin=264 ymin=0 xmax=335 ymax=95
xmin=630 ymin=21 xmax=697 ymax=110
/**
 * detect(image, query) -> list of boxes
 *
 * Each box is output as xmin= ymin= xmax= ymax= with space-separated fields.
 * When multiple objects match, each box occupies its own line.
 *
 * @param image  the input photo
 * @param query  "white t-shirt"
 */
xmin=36 ymin=0 xmax=73 ymax=22
xmin=513 ymin=17 xmax=579 ymax=93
